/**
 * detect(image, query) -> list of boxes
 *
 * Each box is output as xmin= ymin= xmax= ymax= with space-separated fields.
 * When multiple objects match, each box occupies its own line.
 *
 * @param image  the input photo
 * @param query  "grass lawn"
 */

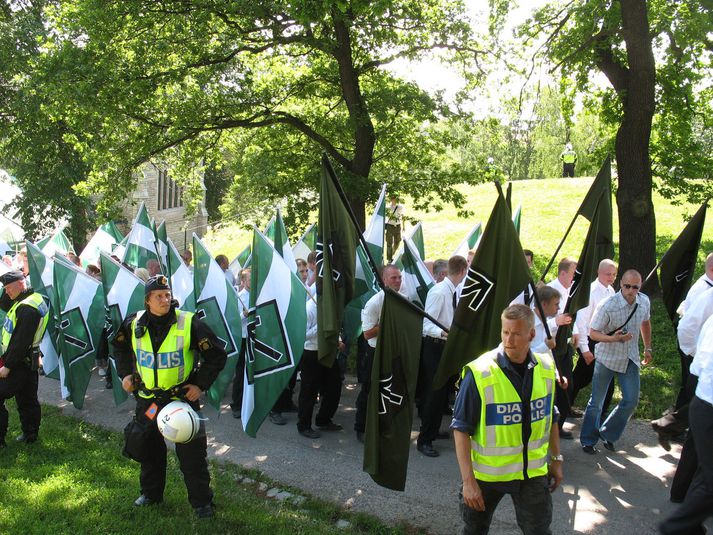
xmin=204 ymin=177 xmax=712 ymax=419
xmin=0 ymin=403 xmax=418 ymax=535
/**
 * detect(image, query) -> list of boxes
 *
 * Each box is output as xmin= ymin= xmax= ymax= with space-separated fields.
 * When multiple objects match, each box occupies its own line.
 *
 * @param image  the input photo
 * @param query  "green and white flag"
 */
xmin=243 ymin=228 xmax=306 ymax=437
xmin=454 ymin=222 xmax=483 ymax=259
xmin=512 ymin=204 xmax=522 ymax=235
xmin=112 ymin=233 xmax=129 ymax=260
xmin=154 ymin=220 xmax=169 ymax=274
xmin=400 ymin=238 xmax=434 ymax=307
xmin=37 ymin=228 xmax=74 ymax=257
xmin=292 ymin=223 xmax=316 ymax=262
xmin=364 ymin=184 xmax=386 ymax=265
xmin=167 ymin=237 xmax=195 ymax=311
xmin=53 ymin=255 xmax=105 ymax=409
xmin=407 ymin=221 xmax=425 ymax=261
xmin=100 ymin=253 xmax=145 ymax=406
xmin=122 ymin=202 xmax=159 ymax=269
xmin=193 ymin=235 xmax=241 ymax=411
xmin=79 ymin=221 xmax=124 ymax=268
xmin=343 ymin=187 xmax=386 ymax=344
xmin=263 ymin=215 xmax=276 ymax=243
xmin=274 ymin=208 xmax=297 ymax=273
xmin=26 ymin=241 xmax=62 ymax=383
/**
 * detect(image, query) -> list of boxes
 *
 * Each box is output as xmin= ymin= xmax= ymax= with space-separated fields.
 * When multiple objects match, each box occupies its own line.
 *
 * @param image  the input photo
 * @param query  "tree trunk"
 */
xmin=615 ymin=0 xmax=658 ymax=293
xmin=332 ymin=9 xmax=374 ymax=231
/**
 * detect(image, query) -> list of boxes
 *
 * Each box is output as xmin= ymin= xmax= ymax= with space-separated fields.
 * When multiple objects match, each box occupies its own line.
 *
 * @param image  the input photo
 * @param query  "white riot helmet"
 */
xmin=157 ymin=401 xmax=201 ymax=443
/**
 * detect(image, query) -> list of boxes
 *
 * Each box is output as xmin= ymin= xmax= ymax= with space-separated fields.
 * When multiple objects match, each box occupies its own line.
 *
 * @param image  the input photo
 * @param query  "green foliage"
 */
xmin=19 ymin=0 xmax=490 ymax=225
xmin=514 ymin=0 xmax=713 ymax=202
xmin=443 ymin=86 xmax=613 ymax=182
xmin=0 ymin=0 xmax=93 ymax=244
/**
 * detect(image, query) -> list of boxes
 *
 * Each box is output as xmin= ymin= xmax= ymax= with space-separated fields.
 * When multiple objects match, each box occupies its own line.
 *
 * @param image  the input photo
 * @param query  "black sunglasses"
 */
xmin=622 ymin=283 xmax=640 ymax=290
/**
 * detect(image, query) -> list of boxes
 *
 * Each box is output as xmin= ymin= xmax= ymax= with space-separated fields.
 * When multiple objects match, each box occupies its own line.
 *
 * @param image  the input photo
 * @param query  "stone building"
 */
xmin=120 ymin=162 xmax=208 ymax=250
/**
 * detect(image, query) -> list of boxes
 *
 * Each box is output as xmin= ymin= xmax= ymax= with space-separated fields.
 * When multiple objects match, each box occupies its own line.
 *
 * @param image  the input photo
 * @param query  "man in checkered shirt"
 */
xmin=580 ymin=269 xmax=653 ymax=454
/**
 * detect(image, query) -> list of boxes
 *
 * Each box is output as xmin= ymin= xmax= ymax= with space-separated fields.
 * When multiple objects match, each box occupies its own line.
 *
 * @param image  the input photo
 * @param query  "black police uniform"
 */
xmin=112 ymin=301 xmax=226 ymax=510
xmin=0 ymin=287 xmax=44 ymax=445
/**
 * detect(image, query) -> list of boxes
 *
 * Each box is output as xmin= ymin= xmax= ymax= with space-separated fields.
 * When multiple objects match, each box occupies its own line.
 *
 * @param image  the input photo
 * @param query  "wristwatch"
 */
xmin=550 ymin=454 xmax=564 ymax=463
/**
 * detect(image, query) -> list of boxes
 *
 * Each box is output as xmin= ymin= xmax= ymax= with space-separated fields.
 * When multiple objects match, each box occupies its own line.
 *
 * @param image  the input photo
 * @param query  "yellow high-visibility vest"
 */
xmin=1 ymin=292 xmax=50 ymax=354
xmin=464 ymin=350 xmax=555 ymax=482
xmin=131 ymin=310 xmax=194 ymax=398
xmin=560 ymin=150 xmax=577 ymax=163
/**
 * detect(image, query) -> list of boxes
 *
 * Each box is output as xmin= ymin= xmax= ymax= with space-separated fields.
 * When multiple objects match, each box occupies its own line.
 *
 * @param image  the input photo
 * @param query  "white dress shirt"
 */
xmin=678 ymin=287 xmax=713 ymax=357
xmin=546 ymin=278 xmax=579 ymax=337
xmin=237 ymin=289 xmax=250 ymax=338
xmin=692 ymin=313 xmax=713 ymax=405
xmin=677 ymin=274 xmax=713 ymax=316
xmin=422 ymin=278 xmax=457 ymax=339
xmin=362 ymin=290 xmax=385 ymax=349
xmin=532 ymin=313 xmax=554 ymax=356
xmin=576 ymin=279 xmax=615 ymax=353
xmin=304 ymin=298 xmax=318 ymax=350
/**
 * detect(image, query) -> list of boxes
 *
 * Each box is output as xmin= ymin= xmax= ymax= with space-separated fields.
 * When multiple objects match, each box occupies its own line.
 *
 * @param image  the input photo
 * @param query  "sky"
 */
xmin=386 ymin=0 xmax=575 ymax=119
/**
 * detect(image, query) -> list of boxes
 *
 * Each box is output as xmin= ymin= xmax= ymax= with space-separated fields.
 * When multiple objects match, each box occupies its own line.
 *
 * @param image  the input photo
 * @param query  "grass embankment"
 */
xmin=204 ymin=177 xmax=713 ymax=419
xmin=0 ymin=403 xmax=418 ymax=535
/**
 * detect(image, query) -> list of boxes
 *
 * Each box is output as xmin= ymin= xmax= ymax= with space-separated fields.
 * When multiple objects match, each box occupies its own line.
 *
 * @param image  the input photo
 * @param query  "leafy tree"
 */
xmin=34 ymin=0 xmax=490 ymax=228
xmin=514 ymin=0 xmax=713 ymax=287
xmin=0 ymin=0 xmax=92 ymax=245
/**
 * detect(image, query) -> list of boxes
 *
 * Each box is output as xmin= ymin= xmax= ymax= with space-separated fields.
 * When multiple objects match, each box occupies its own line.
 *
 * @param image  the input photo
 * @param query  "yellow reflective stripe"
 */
xmin=473 ymin=459 xmax=523 ymax=476
xmin=471 ymin=439 xmax=522 ymax=457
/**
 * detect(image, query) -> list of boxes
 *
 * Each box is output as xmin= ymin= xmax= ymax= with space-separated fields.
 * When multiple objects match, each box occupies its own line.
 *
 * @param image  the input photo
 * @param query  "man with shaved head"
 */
xmin=580 ymin=269 xmax=653 ymax=454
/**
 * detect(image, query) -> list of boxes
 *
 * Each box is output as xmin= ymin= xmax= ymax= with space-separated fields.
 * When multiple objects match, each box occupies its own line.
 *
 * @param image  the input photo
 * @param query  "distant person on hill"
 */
xmin=385 ymin=195 xmax=405 ymax=263
xmin=560 ymin=143 xmax=577 ymax=177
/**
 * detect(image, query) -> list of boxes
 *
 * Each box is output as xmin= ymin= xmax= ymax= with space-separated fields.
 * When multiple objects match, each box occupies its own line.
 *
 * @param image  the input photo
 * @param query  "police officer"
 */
xmin=451 ymin=304 xmax=563 ymax=534
xmin=112 ymin=275 xmax=226 ymax=518
xmin=560 ymin=143 xmax=577 ymax=177
xmin=0 ymin=270 xmax=49 ymax=446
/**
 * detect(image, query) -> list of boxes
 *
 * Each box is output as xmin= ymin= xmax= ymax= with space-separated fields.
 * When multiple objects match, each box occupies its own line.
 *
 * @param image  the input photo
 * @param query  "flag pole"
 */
xmin=321 ymin=155 xmax=450 ymax=333
xmin=528 ymin=279 xmax=565 ymax=380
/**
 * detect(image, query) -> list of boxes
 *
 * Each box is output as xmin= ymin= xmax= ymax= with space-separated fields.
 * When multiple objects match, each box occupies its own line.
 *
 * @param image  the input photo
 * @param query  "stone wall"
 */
xmin=120 ymin=162 xmax=208 ymax=251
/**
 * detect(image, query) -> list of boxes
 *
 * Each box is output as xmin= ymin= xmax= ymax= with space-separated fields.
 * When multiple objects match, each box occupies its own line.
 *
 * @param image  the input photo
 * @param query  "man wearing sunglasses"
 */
xmin=580 ymin=269 xmax=653 ymax=454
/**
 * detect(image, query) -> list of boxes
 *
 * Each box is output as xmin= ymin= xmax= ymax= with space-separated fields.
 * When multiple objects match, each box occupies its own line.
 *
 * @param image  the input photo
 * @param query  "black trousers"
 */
xmin=674 ymin=348 xmax=694 ymax=411
xmin=670 ymin=374 xmax=700 ymax=502
xmin=134 ymin=397 xmax=212 ymax=508
xmin=562 ymin=163 xmax=575 ymax=178
xmin=273 ymin=365 xmax=299 ymax=412
xmin=571 ymin=347 xmax=615 ymax=416
xmin=354 ymin=342 xmax=375 ymax=433
xmin=0 ymin=364 xmax=40 ymax=440
xmin=297 ymin=349 xmax=342 ymax=432
xmin=418 ymin=337 xmax=448 ymax=445
xmin=660 ymin=396 xmax=713 ymax=534
xmin=230 ymin=338 xmax=247 ymax=411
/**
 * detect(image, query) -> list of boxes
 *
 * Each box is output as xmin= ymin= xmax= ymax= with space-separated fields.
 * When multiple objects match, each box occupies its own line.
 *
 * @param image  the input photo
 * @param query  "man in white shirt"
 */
xmin=660 ymin=313 xmax=713 ymax=534
xmin=297 ymin=298 xmax=344 ymax=438
xmin=230 ymin=268 xmax=251 ymax=419
xmin=571 ymin=259 xmax=618 ymax=414
xmin=354 ymin=265 xmax=403 ymax=442
xmin=417 ymin=255 xmax=468 ymax=457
